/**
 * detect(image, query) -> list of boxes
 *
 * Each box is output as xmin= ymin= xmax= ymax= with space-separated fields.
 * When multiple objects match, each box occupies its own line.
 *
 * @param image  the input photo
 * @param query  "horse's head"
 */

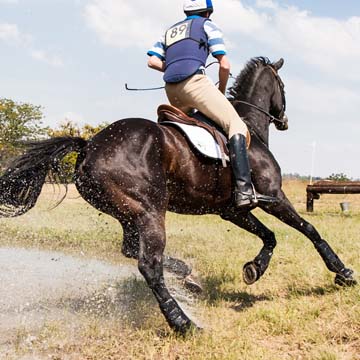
xmin=268 ymin=58 xmax=288 ymax=131
xmin=229 ymin=57 xmax=289 ymax=144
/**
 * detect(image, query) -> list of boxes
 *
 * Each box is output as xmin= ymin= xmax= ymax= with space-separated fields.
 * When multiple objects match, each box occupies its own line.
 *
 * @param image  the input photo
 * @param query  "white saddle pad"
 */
xmin=162 ymin=121 xmax=229 ymax=162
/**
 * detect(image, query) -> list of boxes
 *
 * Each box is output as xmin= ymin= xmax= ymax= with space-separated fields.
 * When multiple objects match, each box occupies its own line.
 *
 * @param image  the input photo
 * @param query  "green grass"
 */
xmin=1 ymin=181 xmax=359 ymax=359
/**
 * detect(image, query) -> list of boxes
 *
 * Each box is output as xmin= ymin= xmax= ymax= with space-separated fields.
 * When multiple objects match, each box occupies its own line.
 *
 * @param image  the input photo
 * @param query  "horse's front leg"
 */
xmin=261 ymin=192 xmax=357 ymax=286
xmin=136 ymin=212 xmax=196 ymax=334
xmin=221 ymin=211 xmax=277 ymax=285
xmin=121 ymin=220 xmax=140 ymax=259
xmin=120 ymin=219 xmax=199 ymax=292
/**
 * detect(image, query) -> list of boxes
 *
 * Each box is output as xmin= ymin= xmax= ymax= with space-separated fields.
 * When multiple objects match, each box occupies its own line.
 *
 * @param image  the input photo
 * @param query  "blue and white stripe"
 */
xmin=147 ymin=35 xmax=166 ymax=60
xmin=204 ymin=20 xmax=226 ymax=57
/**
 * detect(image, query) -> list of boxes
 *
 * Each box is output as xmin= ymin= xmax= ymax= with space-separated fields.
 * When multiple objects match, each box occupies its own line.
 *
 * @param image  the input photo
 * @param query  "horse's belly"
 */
xmin=166 ymin=176 xmax=232 ymax=215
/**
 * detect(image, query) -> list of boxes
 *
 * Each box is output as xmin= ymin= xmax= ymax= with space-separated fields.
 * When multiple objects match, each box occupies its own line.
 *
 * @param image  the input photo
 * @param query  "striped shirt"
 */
xmin=147 ymin=15 xmax=227 ymax=61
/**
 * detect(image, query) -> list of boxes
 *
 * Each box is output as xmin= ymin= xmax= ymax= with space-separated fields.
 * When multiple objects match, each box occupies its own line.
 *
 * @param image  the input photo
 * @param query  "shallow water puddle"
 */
xmin=0 ymin=247 xmax=201 ymax=357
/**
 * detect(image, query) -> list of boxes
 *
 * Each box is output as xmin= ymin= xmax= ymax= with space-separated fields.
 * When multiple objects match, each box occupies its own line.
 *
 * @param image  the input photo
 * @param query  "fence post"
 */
xmin=306 ymin=190 xmax=314 ymax=212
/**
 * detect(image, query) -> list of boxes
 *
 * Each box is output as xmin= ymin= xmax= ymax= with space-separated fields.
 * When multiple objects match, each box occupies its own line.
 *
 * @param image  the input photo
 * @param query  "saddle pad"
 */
xmin=162 ymin=121 xmax=230 ymax=162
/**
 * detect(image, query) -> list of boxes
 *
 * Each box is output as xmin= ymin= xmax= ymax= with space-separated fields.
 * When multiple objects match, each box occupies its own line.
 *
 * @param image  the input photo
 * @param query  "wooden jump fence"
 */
xmin=306 ymin=180 xmax=360 ymax=212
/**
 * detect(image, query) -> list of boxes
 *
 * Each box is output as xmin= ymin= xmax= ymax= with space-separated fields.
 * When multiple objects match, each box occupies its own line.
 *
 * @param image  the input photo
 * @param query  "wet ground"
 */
xmin=0 ymin=247 xmax=199 ymax=359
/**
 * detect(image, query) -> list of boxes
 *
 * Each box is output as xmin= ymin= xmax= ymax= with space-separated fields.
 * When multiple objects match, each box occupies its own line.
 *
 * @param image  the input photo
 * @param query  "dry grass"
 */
xmin=0 ymin=180 xmax=359 ymax=359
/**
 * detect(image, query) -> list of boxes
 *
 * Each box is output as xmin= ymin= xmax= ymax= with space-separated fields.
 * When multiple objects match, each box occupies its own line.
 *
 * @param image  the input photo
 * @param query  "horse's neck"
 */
xmin=243 ymin=72 xmax=272 ymax=146
xmin=245 ymin=111 xmax=270 ymax=147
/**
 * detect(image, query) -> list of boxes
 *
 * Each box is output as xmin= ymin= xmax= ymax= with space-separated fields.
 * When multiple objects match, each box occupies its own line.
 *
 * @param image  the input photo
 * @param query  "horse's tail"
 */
xmin=0 ymin=137 xmax=87 ymax=217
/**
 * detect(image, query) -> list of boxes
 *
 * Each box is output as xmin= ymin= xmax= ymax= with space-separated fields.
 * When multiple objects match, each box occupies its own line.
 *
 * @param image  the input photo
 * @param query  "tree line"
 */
xmin=0 ymin=98 xmax=108 ymax=176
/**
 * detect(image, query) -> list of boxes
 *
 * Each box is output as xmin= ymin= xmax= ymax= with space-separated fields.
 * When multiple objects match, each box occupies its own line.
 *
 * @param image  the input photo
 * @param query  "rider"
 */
xmin=147 ymin=0 xmax=264 ymax=209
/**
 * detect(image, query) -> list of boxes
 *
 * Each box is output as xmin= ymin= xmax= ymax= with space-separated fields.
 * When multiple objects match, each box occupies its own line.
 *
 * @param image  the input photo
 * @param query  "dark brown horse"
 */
xmin=0 ymin=57 xmax=356 ymax=334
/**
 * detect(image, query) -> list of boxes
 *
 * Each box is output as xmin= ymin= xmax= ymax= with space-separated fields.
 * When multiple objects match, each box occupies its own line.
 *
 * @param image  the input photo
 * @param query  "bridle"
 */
xmin=270 ymin=65 xmax=287 ymax=121
xmin=230 ymin=65 xmax=287 ymax=127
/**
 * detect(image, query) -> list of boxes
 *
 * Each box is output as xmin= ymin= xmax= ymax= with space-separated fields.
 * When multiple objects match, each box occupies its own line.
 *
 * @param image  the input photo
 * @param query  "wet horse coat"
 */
xmin=0 ymin=57 xmax=356 ymax=334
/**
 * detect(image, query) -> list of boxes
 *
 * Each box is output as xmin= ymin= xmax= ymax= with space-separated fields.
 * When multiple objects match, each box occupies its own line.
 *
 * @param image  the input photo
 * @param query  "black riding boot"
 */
xmin=229 ymin=133 xmax=258 ymax=208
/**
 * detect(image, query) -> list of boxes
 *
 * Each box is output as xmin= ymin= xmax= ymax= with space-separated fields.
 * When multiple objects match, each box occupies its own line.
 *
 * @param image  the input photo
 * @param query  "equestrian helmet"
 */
xmin=183 ymin=0 xmax=214 ymax=15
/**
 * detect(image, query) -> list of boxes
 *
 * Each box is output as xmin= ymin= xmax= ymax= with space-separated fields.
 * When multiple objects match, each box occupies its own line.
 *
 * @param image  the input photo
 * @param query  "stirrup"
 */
xmin=234 ymin=184 xmax=258 ymax=208
xmin=250 ymin=184 xmax=279 ymax=204
xmin=234 ymin=184 xmax=279 ymax=208
xmin=234 ymin=195 xmax=253 ymax=208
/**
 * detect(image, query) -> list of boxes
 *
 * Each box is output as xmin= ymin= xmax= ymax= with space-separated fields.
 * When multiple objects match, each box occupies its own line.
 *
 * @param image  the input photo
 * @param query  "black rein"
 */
xmin=230 ymin=99 xmax=287 ymax=126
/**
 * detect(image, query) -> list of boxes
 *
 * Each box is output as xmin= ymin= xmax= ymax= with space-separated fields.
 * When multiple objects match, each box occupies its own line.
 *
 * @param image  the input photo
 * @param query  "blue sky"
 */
xmin=1 ymin=0 xmax=359 ymax=179
xmin=275 ymin=0 xmax=360 ymax=18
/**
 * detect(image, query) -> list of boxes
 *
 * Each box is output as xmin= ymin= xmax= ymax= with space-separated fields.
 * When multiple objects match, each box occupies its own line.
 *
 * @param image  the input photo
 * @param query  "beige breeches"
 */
xmin=165 ymin=74 xmax=248 ymax=139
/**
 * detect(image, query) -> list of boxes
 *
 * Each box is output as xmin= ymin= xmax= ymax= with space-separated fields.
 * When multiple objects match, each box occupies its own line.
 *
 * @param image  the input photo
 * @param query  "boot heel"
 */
xmin=234 ymin=193 xmax=252 ymax=207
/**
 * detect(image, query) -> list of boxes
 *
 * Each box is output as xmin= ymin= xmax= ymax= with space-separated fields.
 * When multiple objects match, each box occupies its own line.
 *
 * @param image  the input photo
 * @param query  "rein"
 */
xmin=230 ymin=99 xmax=287 ymax=126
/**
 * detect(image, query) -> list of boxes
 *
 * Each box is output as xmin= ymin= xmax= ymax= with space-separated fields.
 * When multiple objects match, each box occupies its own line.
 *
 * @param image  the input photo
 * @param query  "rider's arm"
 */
xmin=147 ymin=35 xmax=166 ymax=73
xmin=216 ymin=54 xmax=230 ymax=95
xmin=147 ymin=55 xmax=165 ymax=73
xmin=204 ymin=20 xmax=228 ymax=94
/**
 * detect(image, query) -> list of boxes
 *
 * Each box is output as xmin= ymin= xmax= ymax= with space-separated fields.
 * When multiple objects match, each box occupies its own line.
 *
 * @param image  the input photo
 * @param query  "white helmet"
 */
xmin=183 ymin=0 xmax=213 ymax=14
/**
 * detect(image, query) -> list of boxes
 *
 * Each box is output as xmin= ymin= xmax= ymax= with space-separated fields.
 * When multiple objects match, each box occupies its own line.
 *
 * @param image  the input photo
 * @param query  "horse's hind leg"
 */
xmin=221 ymin=212 xmax=277 ymax=285
xmin=136 ymin=212 xmax=196 ymax=333
xmin=163 ymin=255 xmax=191 ymax=278
xmin=163 ymin=255 xmax=203 ymax=295
xmin=262 ymin=193 xmax=356 ymax=286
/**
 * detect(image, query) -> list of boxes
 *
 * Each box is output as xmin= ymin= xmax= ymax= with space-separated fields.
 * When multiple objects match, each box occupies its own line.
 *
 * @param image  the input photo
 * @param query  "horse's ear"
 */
xmin=273 ymin=58 xmax=284 ymax=71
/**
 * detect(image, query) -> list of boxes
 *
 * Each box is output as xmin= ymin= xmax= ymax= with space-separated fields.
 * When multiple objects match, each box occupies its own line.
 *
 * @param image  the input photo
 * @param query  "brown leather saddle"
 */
xmin=157 ymin=104 xmax=230 ymax=166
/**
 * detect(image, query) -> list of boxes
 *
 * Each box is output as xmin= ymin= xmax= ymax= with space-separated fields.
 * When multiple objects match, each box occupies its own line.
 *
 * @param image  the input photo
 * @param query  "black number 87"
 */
xmin=170 ymin=24 xmax=187 ymax=38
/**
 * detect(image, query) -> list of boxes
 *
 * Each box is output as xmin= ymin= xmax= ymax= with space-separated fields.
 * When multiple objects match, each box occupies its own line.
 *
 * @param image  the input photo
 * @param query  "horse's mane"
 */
xmin=228 ymin=57 xmax=272 ymax=101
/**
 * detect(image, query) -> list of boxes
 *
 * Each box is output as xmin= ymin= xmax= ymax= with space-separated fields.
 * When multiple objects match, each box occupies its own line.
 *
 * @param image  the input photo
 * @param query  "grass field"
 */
xmin=0 ymin=180 xmax=359 ymax=359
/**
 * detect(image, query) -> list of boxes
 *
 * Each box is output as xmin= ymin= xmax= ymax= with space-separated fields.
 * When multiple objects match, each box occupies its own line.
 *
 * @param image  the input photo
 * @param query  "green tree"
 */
xmin=327 ymin=173 xmax=351 ymax=181
xmin=47 ymin=120 xmax=108 ymax=140
xmin=0 ymin=98 xmax=46 ymax=145
xmin=47 ymin=120 xmax=109 ymax=181
xmin=0 ymin=98 xmax=47 ymax=170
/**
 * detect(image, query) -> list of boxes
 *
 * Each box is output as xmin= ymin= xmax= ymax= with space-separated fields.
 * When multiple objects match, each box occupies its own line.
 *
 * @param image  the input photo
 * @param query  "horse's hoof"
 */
xmin=243 ymin=262 xmax=260 ymax=285
xmin=174 ymin=319 xmax=200 ymax=336
xmin=335 ymin=273 xmax=357 ymax=287
xmin=182 ymin=323 xmax=203 ymax=335
xmin=184 ymin=275 xmax=203 ymax=294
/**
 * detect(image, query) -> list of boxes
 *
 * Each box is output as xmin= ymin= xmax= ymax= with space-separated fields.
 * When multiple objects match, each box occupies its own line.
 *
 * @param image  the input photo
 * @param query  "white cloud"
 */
xmin=216 ymin=2 xmax=360 ymax=80
xmin=83 ymin=0 xmax=267 ymax=48
xmin=84 ymin=0 xmax=360 ymax=79
xmin=256 ymin=0 xmax=278 ymax=10
xmin=30 ymin=49 xmax=64 ymax=67
xmin=84 ymin=0 xmax=182 ymax=48
xmin=286 ymin=76 xmax=360 ymax=119
xmin=0 ymin=0 xmax=18 ymax=3
xmin=0 ymin=23 xmax=25 ymax=43
xmin=0 ymin=23 xmax=64 ymax=67
xmin=265 ymin=10 xmax=360 ymax=76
